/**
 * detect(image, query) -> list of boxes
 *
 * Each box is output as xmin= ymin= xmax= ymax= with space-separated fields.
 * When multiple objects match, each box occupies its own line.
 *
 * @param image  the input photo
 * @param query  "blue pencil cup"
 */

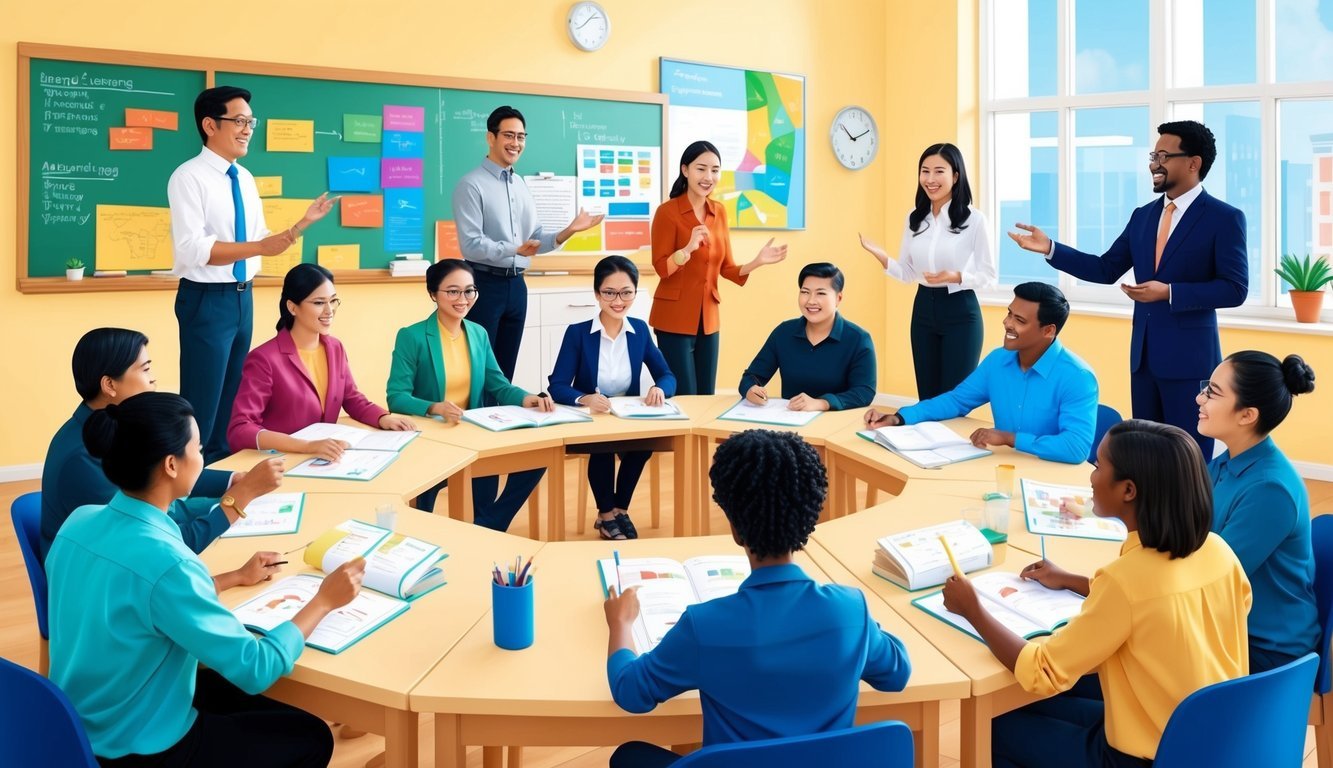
xmin=492 ymin=579 xmax=534 ymax=650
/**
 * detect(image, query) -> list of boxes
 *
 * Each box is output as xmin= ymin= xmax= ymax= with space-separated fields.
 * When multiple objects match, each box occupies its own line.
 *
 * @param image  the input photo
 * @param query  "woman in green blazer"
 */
xmin=387 ymin=259 xmax=551 ymax=530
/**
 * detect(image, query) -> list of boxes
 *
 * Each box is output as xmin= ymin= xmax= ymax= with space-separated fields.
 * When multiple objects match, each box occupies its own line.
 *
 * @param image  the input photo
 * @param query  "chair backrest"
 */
xmin=673 ymin=720 xmax=913 ymax=768
xmin=1154 ymin=652 xmax=1317 ymax=768
xmin=1312 ymin=514 xmax=1333 ymax=694
xmin=0 ymin=655 xmax=97 ymax=766
xmin=1089 ymin=403 xmax=1122 ymax=464
xmin=10 ymin=492 xmax=48 ymax=639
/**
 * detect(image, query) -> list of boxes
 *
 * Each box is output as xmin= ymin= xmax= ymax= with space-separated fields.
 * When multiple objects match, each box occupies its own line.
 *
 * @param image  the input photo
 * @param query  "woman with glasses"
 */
xmin=227 ymin=263 xmax=414 ymax=459
xmin=1197 ymin=351 xmax=1318 ymax=672
xmin=386 ymin=259 xmax=552 ymax=530
xmin=548 ymin=255 xmax=677 ymax=540
xmin=858 ymin=143 xmax=995 ymax=399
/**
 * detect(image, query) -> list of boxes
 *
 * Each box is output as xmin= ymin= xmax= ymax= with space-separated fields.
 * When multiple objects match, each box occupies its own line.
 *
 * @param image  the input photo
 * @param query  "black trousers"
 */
xmin=910 ymin=285 xmax=984 ymax=400
xmin=98 ymin=668 xmax=332 ymax=768
xmin=467 ymin=268 xmax=528 ymax=385
xmin=656 ymin=316 xmax=719 ymax=396
xmin=587 ymin=450 xmax=653 ymax=513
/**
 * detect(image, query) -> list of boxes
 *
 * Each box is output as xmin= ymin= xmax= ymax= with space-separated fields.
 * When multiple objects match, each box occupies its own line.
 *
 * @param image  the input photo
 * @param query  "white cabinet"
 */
xmin=510 ymin=285 xmax=655 ymax=394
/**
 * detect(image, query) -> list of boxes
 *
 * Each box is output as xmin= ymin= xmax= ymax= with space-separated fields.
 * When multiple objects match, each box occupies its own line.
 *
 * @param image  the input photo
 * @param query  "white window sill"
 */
xmin=977 ymin=296 xmax=1333 ymax=336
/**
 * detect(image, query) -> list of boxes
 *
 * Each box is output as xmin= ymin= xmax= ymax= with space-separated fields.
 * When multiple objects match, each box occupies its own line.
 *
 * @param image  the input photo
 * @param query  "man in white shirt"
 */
xmin=168 ymin=86 xmax=336 ymax=461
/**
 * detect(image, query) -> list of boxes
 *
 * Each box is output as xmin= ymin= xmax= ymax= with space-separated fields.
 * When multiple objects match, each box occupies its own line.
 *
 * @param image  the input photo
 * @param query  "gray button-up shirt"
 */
xmin=452 ymin=157 xmax=559 ymax=269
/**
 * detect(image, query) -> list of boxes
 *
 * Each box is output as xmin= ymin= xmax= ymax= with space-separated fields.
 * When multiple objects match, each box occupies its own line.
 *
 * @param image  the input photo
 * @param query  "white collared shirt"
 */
xmin=167 ymin=147 xmax=269 ymax=282
xmin=591 ymin=315 xmax=634 ymax=397
xmin=888 ymin=204 xmax=997 ymax=293
xmin=1160 ymin=183 xmax=1204 ymax=240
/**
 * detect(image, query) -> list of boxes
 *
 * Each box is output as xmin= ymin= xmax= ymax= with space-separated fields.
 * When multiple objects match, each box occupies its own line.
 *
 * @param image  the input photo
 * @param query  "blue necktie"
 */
xmin=227 ymin=164 xmax=247 ymax=284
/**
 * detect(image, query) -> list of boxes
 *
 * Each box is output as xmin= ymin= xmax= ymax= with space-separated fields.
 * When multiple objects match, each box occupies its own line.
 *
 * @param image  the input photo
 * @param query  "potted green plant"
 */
xmin=64 ymin=257 xmax=86 ymax=281
xmin=1275 ymin=253 xmax=1332 ymax=323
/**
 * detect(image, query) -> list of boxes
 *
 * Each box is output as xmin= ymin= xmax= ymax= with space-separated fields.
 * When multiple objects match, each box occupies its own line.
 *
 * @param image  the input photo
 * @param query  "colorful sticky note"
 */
xmin=384 ymin=188 xmax=424 ymax=252
xmin=343 ymin=114 xmax=383 ymax=143
xmin=383 ymin=105 xmax=424 ymax=132
xmin=561 ymin=227 xmax=603 ymax=252
xmin=605 ymin=220 xmax=650 ymax=250
xmin=341 ymin=195 xmax=384 ymax=228
xmin=259 ymin=198 xmax=312 ymax=275
xmin=381 ymin=158 xmax=423 ymax=188
xmin=108 ymin=127 xmax=152 ymax=151
xmin=124 ymin=108 xmax=178 ymax=131
xmin=254 ymin=176 xmax=283 ymax=197
xmin=436 ymin=220 xmax=461 ymax=260
xmin=266 ymin=119 xmax=315 ymax=153
xmin=95 ymin=205 xmax=174 ymax=269
xmin=327 ymin=157 xmax=380 ymax=192
xmin=317 ymin=244 xmax=361 ymax=270
xmin=382 ymin=130 xmax=424 ymax=158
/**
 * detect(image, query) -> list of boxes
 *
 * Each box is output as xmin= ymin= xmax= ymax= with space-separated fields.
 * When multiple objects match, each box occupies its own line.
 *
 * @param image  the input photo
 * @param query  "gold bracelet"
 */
xmin=672 ymin=249 xmax=688 ymax=266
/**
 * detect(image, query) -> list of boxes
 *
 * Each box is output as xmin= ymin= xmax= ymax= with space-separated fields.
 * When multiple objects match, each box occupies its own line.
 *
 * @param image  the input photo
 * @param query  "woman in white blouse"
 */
xmin=859 ymin=143 xmax=996 ymax=398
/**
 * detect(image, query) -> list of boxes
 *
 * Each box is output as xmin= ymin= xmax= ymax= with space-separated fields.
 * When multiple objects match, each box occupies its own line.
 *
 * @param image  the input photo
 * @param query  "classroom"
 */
xmin=3 ymin=1 xmax=1333 ymax=767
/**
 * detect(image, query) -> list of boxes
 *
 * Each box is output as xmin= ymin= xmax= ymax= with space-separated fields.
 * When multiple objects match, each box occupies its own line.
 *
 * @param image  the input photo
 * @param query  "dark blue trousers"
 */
xmin=587 ymin=450 xmax=652 ymax=514
xmin=466 ymin=268 xmax=528 ymax=386
xmin=1130 ymin=369 xmax=1214 ymax=459
xmin=655 ymin=316 xmax=719 ymax=396
xmin=176 ymin=280 xmax=253 ymax=463
xmin=413 ymin=470 xmax=545 ymax=532
xmin=993 ymin=675 xmax=1152 ymax=768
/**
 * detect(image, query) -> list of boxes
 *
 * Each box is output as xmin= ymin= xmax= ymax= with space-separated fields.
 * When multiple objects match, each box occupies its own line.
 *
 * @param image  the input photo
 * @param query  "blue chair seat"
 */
xmin=0 ymin=655 xmax=97 ymax=766
xmin=672 ymin=720 xmax=913 ymax=767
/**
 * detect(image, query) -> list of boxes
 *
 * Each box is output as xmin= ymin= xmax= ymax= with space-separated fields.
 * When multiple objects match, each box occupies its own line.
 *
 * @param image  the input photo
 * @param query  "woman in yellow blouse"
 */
xmin=942 ymin=419 xmax=1251 ymax=766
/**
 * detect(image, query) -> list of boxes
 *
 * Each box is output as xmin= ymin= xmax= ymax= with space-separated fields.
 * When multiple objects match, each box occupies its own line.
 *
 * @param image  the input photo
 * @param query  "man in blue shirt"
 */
xmin=603 ymin=430 xmax=911 ymax=767
xmin=452 ymin=105 xmax=604 ymax=383
xmin=866 ymin=282 xmax=1098 ymax=464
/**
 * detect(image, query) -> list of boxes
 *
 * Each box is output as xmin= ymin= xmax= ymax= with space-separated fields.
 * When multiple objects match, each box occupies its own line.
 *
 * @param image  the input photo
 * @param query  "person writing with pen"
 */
xmin=386 ymin=259 xmax=551 ymax=529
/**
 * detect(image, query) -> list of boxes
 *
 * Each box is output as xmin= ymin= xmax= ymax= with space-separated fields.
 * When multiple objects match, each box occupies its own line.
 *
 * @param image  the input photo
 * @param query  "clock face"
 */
xmin=830 ymin=106 xmax=878 ymax=170
xmin=567 ymin=1 xmax=610 ymax=52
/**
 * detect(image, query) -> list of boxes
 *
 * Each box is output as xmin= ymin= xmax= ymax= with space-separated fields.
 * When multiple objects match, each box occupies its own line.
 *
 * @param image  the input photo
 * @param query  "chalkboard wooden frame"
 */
xmin=17 ymin=42 xmax=667 ymax=294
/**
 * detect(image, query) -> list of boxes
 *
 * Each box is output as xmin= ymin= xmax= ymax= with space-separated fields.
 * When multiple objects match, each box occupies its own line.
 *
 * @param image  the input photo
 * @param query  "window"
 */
xmin=982 ymin=0 xmax=1333 ymax=321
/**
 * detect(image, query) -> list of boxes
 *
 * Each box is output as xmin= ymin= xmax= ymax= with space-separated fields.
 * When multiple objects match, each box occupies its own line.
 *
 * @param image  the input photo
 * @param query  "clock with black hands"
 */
xmin=830 ymin=105 xmax=878 ymax=170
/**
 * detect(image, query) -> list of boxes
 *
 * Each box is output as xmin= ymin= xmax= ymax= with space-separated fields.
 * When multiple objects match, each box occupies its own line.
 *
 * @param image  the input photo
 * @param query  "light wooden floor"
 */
xmin=4 ymin=459 xmax=1330 ymax=767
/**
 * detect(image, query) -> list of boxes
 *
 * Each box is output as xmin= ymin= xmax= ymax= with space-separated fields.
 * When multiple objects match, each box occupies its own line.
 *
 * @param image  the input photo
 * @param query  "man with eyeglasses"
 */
xmin=452 ymin=105 xmax=605 ymax=389
xmin=168 ymin=85 xmax=338 ymax=461
xmin=1008 ymin=120 xmax=1247 ymax=458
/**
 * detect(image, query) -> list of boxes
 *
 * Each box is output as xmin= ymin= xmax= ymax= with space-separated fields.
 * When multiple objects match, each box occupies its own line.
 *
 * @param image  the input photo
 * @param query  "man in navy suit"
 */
xmin=1008 ymin=120 xmax=1248 ymax=458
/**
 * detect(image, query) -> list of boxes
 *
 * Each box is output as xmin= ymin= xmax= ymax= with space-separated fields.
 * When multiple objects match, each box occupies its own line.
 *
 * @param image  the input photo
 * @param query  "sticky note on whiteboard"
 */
xmin=254 ymin=177 xmax=283 ymax=197
xmin=317 ymin=244 xmax=361 ymax=270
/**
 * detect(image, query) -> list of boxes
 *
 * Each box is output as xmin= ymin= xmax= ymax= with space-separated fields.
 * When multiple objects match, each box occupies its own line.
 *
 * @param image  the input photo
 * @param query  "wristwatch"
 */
xmin=220 ymin=494 xmax=247 ymax=519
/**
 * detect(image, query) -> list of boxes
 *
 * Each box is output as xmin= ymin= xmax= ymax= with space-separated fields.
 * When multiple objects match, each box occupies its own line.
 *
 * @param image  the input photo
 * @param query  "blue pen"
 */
xmin=612 ymin=549 xmax=623 ymax=595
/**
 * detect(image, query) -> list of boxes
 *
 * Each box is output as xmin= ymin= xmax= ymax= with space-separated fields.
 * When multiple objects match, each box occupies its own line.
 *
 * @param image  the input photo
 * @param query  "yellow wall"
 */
xmin=3 ymin=0 xmax=1329 ymax=468
xmin=0 ymin=0 xmax=889 ymax=466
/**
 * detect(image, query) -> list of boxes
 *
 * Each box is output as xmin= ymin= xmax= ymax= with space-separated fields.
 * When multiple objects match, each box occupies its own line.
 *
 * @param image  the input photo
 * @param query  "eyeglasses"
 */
xmin=306 ymin=298 xmax=341 ymax=312
xmin=1198 ymin=380 xmax=1222 ymax=400
xmin=495 ymin=130 xmax=527 ymax=142
xmin=1147 ymin=151 xmax=1189 ymax=164
xmin=437 ymin=288 xmax=480 ymax=301
xmin=598 ymin=288 xmax=637 ymax=301
xmin=215 ymin=115 xmax=259 ymax=130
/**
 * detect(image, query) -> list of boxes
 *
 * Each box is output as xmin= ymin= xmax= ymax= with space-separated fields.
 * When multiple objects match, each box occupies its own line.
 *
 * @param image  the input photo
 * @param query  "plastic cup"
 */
xmin=375 ymin=503 xmax=397 ymax=531
xmin=492 ymin=579 xmax=534 ymax=650
xmin=995 ymin=464 xmax=1016 ymax=497
xmin=983 ymin=492 xmax=1011 ymax=533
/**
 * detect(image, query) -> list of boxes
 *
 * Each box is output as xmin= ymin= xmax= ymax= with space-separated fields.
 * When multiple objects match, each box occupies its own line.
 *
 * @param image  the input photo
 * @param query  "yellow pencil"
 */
xmin=939 ymin=535 xmax=966 ymax=580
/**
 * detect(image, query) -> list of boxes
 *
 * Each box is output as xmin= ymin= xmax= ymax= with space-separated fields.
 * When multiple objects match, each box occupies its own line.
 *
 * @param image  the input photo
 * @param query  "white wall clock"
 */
xmin=567 ymin=1 xmax=611 ymax=52
xmin=830 ymin=105 xmax=878 ymax=170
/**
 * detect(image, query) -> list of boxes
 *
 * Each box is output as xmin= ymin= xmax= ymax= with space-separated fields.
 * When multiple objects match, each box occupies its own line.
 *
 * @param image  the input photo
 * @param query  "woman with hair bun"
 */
xmin=48 ymin=391 xmax=363 ymax=765
xmin=1197 ymin=350 xmax=1319 ymax=671
xmin=227 ymin=263 xmax=414 ymax=459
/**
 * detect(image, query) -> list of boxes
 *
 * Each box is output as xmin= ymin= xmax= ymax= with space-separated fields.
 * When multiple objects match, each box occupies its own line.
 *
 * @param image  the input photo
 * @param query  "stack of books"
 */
xmin=388 ymin=256 xmax=429 ymax=278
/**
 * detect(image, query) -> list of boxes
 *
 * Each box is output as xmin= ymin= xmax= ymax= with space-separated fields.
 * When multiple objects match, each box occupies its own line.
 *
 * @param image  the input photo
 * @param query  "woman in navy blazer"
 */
xmin=549 ymin=255 xmax=677 ymax=540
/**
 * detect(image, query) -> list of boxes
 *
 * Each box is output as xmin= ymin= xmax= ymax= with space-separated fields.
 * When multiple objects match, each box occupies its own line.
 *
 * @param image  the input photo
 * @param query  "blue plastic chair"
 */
xmin=1154 ymin=652 xmax=1317 ymax=767
xmin=10 ymin=492 xmax=49 ymax=674
xmin=0 ymin=655 xmax=97 ymax=766
xmin=672 ymin=720 xmax=913 ymax=767
xmin=1088 ymin=404 xmax=1122 ymax=464
xmin=1308 ymin=514 xmax=1333 ymax=766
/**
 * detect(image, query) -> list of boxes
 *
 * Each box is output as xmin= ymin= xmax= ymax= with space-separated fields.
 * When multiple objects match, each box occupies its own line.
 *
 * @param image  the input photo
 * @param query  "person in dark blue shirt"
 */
xmin=865 ymin=282 xmax=1098 ymax=464
xmin=738 ymin=262 xmax=877 ymax=412
xmin=603 ymin=429 xmax=911 ymax=767
xmin=1197 ymin=350 xmax=1318 ymax=672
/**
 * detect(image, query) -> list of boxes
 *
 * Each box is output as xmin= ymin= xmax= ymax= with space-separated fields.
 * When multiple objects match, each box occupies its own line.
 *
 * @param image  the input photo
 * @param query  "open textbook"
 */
xmin=608 ymin=396 xmax=688 ymax=420
xmin=597 ymin=556 xmax=751 ymax=653
xmin=220 ymin=492 xmax=305 ymax=538
xmin=873 ymin=520 xmax=993 ymax=590
xmin=285 ymin=449 xmax=399 ymax=481
xmin=912 ymin=572 xmax=1085 ymax=642
xmin=1021 ymin=478 xmax=1127 ymax=542
xmin=463 ymin=404 xmax=593 ymax=431
xmin=717 ymin=398 xmax=820 ymax=427
xmin=231 ymin=519 xmax=447 ymax=653
xmin=289 ymin=422 xmax=420 ymax=452
xmin=858 ymin=422 xmax=991 ymax=469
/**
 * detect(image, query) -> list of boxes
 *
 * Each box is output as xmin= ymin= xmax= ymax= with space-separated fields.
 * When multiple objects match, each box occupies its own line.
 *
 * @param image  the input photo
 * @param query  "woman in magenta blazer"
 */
xmin=228 ymin=264 xmax=415 ymax=458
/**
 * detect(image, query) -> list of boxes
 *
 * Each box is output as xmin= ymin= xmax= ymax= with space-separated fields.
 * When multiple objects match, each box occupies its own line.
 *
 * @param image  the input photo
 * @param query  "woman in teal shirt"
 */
xmin=1197 ymin=350 xmax=1319 ymax=672
xmin=46 ymin=391 xmax=365 ymax=766
xmin=386 ymin=258 xmax=551 ymax=530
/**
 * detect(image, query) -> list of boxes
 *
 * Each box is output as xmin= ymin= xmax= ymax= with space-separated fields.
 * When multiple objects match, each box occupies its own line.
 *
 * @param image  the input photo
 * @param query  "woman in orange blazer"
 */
xmin=649 ymin=140 xmax=787 ymax=394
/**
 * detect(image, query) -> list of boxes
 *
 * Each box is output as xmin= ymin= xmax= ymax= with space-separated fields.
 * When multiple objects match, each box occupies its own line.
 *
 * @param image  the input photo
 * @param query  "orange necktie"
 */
xmin=1155 ymin=200 xmax=1177 ymax=270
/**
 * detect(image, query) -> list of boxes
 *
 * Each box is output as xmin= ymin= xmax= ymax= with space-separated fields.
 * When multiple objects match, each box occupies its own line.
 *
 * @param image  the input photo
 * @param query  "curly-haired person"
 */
xmin=602 ymin=429 xmax=912 ymax=767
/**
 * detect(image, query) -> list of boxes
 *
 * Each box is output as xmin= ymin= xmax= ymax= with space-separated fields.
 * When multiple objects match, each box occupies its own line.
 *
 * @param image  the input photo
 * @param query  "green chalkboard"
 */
xmin=25 ymin=57 xmax=205 ymax=278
